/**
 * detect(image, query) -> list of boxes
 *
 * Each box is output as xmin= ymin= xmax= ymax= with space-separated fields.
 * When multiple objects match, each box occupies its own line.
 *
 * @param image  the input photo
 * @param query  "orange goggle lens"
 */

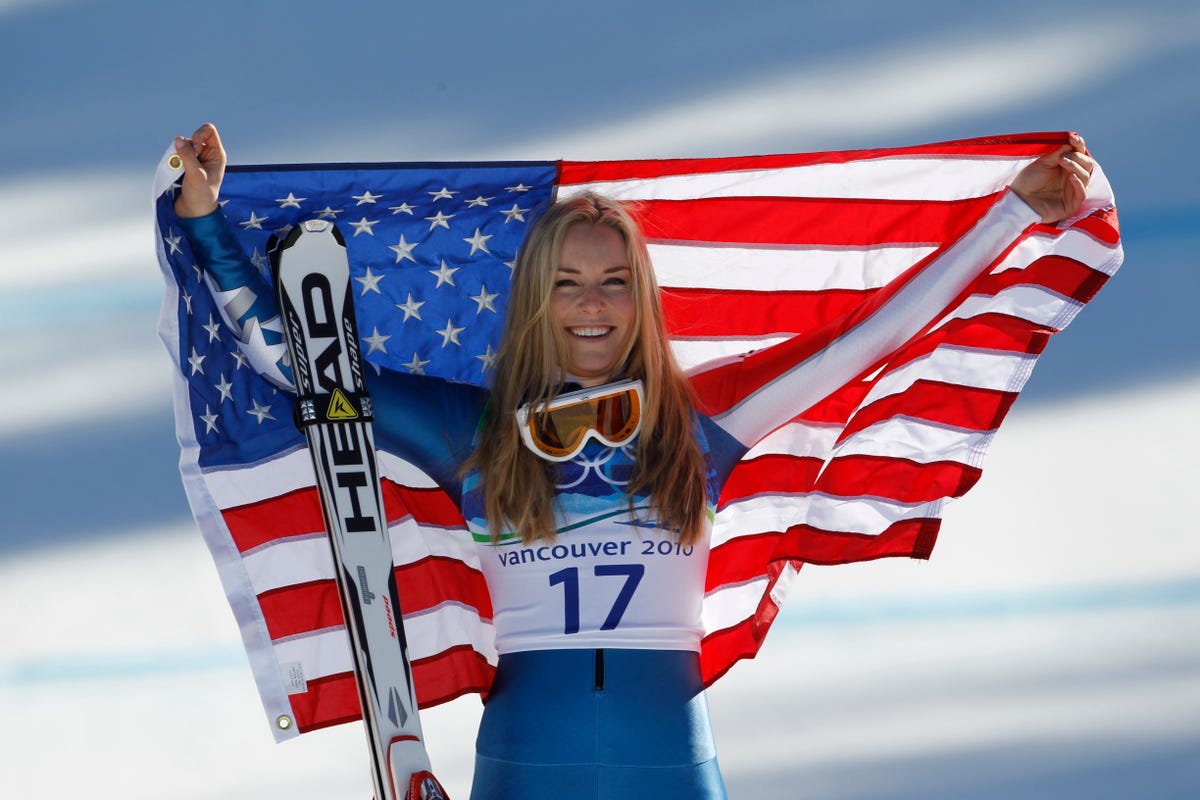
xmin=516 ymin=379 xmax=643 ymax=462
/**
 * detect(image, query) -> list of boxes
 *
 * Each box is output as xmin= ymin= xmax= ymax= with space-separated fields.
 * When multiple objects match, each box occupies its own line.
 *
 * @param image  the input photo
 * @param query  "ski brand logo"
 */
xmin=300 ymin=272 xmax=351 ymax=393
xmin=327 ymin=388 xmax=359 ymax=421
xmin=292 ymin=265 xmax=380 ymax=535
xmin=326 ymin=417 xmax=376 ymax=534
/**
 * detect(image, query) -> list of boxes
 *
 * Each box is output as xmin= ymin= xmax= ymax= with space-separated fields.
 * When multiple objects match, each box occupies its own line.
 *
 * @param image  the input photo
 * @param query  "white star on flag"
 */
xmin=239 ymin=211 xmax=269 ymax=230
xmin=429 ymin=260 xmax=459 ymax=288
xmin=436 ymin=319 xmax=465 ymax=347
xmin=188 ymin=346 xmax=206 ymax=375
xmin=363 ymin=327 xmax=391 ymax=355
xmin=389 ymin=234 xmax=419 ymax=263
xmin=203 ymin=314 xmax=222 ymax=343
xmin=276 ymin=193 xmax=306 ymax=208
xmin=247 ymin=399 xmax=275 ymax=423
xmin=350 ymin=217 xmax=379 ymax=236
xmin=396 ymin=293 xmax=425 ymax=322
xmin=500 ymin=204 xmax=529 ymax=223
xmin=214 ymin=374 xmax=234 ymax=403
xmin=426 ymin=211 xmax=455 ymax=230
xmin=402 ymin=352 xmax=431 ymax=374
xmin=475 ymin=344 xmax=498 ymax=372
xmin=470 ymin=285 xmax=499 ymax=314
xmin=355 ymin=266 xmax=385 ymax=295
xmin=464 ymin=228 xmax=492 ymax=256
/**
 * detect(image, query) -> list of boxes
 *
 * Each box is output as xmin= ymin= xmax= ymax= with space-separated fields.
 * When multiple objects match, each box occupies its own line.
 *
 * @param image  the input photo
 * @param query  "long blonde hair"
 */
xmin=468 ymin=192 xmax=708 ymax=545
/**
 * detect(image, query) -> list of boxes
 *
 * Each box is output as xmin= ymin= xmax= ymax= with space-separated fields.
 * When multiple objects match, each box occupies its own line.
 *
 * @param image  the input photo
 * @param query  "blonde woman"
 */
xmin=173 ymin=123 xmax=1093 ymax=799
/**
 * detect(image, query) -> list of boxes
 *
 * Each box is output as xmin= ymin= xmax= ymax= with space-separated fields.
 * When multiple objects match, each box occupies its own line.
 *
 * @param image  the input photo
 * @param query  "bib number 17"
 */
xmin=548 ymin=564 xmax=645 ymax=635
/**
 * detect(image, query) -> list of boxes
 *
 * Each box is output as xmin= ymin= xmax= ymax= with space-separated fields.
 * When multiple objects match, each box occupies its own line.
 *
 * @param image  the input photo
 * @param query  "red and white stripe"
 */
xmin=195 ymin=447 xmax=494 ymax=734
xmin=561 ymin=134 xmax=1121 ymax=684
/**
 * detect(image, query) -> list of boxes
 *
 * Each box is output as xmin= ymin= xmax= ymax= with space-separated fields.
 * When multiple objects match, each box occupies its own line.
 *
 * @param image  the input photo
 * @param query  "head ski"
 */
xmin=274 ymin=219 xmax=448 ymax=800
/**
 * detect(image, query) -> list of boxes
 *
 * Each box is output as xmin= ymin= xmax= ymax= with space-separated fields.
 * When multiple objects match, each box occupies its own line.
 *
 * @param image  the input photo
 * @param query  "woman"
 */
xmin=172 ymin=123 xmax=1094 ymax=799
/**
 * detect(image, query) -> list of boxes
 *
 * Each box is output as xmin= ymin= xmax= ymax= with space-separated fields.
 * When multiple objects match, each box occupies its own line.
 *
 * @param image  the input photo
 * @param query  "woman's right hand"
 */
xmin=173 ymin=122 xmax=226 ymax=218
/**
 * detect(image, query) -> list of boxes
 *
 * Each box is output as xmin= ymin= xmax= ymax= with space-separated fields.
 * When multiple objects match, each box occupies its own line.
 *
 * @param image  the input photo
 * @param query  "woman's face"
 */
xmin=551 ymin=222 xmax=636 ymax=387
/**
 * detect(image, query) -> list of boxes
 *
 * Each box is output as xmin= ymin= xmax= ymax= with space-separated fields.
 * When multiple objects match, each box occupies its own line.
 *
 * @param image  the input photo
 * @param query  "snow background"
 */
xmin=1 ymin=1 xmax=1197 ymax=797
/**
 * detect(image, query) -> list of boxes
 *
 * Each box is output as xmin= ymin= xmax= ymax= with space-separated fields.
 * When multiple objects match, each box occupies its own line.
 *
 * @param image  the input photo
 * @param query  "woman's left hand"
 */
xmin=1011 ymin=132 xmax=1094 ymax=224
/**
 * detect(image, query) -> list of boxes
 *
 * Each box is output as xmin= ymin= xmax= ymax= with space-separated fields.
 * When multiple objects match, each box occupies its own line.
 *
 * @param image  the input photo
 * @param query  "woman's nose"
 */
xmin=577 ymin=284 xmax=605 ymax=310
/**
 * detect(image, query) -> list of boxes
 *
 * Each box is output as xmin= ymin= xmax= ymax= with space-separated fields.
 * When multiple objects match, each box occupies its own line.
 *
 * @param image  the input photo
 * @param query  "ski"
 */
xmin=273 ymin=219 xmax=448 ymax=800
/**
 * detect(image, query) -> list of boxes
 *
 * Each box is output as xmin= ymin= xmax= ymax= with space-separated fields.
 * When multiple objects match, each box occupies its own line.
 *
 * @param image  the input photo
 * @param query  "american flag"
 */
xmin=154 ymin=133 xmax=1122 ymax=739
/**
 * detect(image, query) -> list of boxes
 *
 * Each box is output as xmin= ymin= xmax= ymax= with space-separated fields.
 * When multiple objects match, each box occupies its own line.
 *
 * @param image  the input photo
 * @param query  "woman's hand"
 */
xmin=1011 ymin=132 xmax=1094 ymax=224
xmin=173 ymin=122 xmax=227 ymax=218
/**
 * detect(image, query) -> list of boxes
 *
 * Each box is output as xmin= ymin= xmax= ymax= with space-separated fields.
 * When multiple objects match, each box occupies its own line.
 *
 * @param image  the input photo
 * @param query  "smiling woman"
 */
xmin=551 ymin=222 xmax=636 ymax=385
xmin=168 ymin=121 xmax=1108 ymax=799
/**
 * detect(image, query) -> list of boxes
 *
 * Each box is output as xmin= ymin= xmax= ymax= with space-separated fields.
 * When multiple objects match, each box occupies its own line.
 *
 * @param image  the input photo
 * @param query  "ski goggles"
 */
xmin=516 ymin=379 xmax=644 ymax=462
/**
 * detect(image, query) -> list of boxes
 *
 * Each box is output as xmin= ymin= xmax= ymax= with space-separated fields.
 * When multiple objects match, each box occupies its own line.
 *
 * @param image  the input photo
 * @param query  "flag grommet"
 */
xmin=167 ymin=154 xmax=183 ymax=170
xmin=275 ymin=714 xmax=294 ymax=731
